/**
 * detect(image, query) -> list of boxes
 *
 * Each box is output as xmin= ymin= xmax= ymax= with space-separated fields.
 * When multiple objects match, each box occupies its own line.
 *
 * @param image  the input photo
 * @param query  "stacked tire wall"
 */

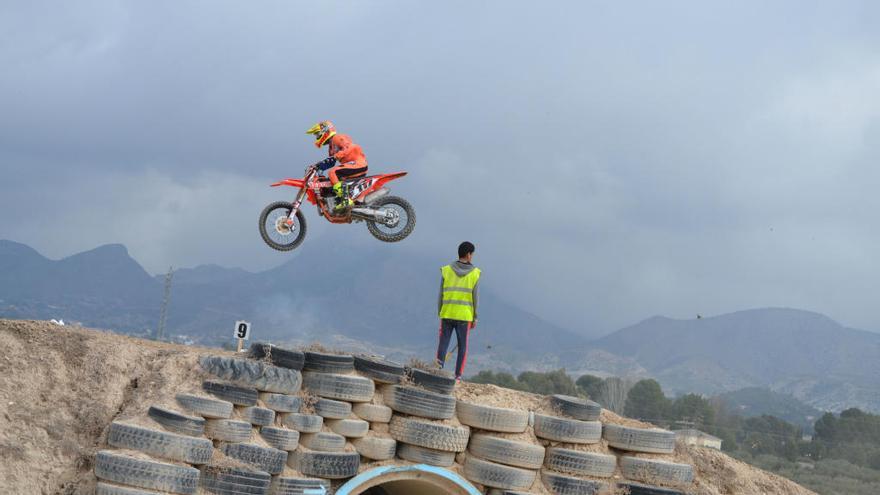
xmin=93 ymin=344 xmax=695 ymax=495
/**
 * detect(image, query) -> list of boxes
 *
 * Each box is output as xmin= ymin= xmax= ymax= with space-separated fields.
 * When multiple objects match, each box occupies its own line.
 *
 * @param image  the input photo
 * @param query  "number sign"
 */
xmin=234 ymin=320 xmax=251 ymax=340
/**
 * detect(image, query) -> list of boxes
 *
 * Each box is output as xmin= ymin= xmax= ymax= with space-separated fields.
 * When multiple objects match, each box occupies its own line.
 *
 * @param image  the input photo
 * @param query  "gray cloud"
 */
xmin=2 ymin=1 xmax=879 ymax=336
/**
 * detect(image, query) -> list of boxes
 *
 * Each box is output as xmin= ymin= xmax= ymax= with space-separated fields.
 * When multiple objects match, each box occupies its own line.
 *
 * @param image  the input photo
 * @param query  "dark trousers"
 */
xmin=435 ymin=319 xmax=471 ymax=378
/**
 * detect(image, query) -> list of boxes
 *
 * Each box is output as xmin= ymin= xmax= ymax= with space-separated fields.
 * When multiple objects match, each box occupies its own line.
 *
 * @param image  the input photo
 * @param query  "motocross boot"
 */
xmin=333 ymin=182 xmax=353 ymax=212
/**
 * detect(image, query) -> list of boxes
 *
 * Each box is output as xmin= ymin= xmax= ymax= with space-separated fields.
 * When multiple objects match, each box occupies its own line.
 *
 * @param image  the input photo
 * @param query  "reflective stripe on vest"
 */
xmin=439 ymin=265 xmax=481 ymax=322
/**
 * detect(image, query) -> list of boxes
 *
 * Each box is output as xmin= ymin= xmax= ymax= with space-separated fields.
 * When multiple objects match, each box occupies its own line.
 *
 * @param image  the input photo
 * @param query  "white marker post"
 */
xmin=233 ymin=320 xmax=251 ymax=352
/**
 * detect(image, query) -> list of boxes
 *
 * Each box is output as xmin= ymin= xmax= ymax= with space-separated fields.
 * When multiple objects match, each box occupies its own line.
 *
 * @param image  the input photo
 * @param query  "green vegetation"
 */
xmin=718 ymin=387 xmax=822 ymax=432
xmin=740 ymin=455 xmax=880 ymax=495
xmin=468 ymin=369 xmax=880 ymax=495
xmin=812 ymin=409 xmax=880 ymax=470
xmin=623 ymin=379 xmax=668 ymax=420
xmin=575 ymin=374 xmax=603 ymax=399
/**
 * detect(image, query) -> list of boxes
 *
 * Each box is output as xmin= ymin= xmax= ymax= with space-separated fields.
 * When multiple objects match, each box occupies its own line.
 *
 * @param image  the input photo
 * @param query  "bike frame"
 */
xmin=271 ymin=167 xmax=407 ymax=224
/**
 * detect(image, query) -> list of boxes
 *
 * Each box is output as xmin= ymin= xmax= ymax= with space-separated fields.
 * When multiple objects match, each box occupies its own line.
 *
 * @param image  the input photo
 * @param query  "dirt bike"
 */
xmin=259 ymin=164 xmax=416 ymax=251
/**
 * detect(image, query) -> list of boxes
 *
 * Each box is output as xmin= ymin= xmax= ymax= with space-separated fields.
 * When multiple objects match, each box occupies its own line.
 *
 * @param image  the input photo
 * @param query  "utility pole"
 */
xmin=157 ymin=266 xmax=174 ymax=341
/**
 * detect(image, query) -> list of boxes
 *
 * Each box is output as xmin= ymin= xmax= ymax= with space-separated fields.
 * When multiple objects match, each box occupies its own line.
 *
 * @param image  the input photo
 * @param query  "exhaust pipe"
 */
xmin=351 ymin=207 xmax=386 ymax=222
xmin=363 ymin=187 xmax=389 ymax=204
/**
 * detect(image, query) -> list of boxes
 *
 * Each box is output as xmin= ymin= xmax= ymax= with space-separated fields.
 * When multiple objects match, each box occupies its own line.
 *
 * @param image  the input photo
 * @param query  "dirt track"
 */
xmin=0 ymin=319 xmax=815 ymax=494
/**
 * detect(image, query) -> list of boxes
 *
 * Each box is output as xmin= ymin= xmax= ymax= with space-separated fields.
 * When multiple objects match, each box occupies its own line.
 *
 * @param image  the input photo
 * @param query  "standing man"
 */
xmin=435 ymin=241 xmax=481 ymax=382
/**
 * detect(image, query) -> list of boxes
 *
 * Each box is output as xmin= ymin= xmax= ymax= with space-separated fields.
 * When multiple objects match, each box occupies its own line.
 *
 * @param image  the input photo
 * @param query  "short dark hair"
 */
xmin=458 ymin=241 xmax=475 ymax=258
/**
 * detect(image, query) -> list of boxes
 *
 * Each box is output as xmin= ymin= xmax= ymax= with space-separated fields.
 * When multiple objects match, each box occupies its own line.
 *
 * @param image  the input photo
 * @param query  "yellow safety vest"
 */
xmin=439 ymin=265 xmax=481 ymax=322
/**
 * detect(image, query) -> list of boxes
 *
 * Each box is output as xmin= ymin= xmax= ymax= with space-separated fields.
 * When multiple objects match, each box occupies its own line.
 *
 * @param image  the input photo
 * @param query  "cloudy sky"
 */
xmin=2 ymin=1 xmax=879 ymax=336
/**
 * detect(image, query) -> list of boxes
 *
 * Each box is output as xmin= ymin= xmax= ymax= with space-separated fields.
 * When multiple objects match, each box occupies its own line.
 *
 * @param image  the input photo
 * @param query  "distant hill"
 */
xmin=0 ymin=240 xmax=160 ymax=331
xmin=716 ymin=387 xmax=823 ymax=432
xmin=158 ymin=264 xmax=250 ymax=286
xmin=594 ymin=308 xmax=880 ymax=413
xmin=0 ymin=240 xmax=588 ymax=371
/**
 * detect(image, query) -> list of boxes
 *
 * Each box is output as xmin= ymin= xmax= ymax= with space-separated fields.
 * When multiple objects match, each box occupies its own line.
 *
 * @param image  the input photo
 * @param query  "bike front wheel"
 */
xmin=259 ymin=201 xmax=307 ymax=251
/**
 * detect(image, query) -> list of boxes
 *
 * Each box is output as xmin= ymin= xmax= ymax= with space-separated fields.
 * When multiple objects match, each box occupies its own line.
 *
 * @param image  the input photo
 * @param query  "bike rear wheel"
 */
xmin=366 ymin=195 xmax=416 ymax=242
xmin=259 ymin=201 xmax=307 ymax=251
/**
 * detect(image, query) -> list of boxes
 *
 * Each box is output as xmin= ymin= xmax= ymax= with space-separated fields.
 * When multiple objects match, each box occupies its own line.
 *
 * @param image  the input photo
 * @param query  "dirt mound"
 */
xmin=0 ymin=319 xmax=815 ymax=495
xmin=0 ymin=319 xmax=227 ymax=494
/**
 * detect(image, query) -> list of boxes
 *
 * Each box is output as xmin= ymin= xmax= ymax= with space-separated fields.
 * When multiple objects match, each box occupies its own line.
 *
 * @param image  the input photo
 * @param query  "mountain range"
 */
xmin=594 ymin=309 xmax=880 ymax=413
xmin=2 ymin=239 xmax=878 ymax=413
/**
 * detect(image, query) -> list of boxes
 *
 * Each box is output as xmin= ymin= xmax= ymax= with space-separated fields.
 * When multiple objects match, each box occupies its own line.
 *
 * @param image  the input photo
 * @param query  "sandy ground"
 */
xmin=0 ymin=319 xmax=815 ymax=495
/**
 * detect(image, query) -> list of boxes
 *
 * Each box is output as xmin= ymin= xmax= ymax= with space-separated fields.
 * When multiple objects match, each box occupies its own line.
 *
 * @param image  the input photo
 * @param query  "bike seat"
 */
xmin=343 ymin=175 xmax=371 ymax=185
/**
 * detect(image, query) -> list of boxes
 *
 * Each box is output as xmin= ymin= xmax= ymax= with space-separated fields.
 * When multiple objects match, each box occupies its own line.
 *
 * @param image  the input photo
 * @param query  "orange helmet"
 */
xmin=305 ymin=120 xmax=336 ymax=148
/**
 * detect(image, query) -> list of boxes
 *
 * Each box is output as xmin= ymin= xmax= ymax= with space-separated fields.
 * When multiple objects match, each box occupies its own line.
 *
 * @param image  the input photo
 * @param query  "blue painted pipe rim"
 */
xmin=335 ymin=463 xmax=481 ymax=495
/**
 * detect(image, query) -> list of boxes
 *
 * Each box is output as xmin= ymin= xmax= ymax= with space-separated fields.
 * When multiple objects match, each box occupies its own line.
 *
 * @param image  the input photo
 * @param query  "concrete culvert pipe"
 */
xmin=337 ymin=464 xmax=482 ymax=495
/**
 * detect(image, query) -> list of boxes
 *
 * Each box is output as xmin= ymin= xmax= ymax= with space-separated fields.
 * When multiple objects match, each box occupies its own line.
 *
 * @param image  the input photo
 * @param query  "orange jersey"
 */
xmin=329 ymin=133 xmax=367 ymax=166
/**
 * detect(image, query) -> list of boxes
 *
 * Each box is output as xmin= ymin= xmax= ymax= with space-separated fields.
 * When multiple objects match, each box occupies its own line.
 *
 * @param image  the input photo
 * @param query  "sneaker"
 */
xmin=455 ymin=376 xmax=462 ymax=384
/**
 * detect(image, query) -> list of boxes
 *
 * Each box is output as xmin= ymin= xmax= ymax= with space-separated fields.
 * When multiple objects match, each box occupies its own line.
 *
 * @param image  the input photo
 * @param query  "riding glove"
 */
xmin=316 ymin=157 xmax=337 ymax=171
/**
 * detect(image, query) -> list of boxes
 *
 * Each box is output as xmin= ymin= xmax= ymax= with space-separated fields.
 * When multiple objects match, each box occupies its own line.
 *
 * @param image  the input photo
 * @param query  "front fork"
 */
xmin=285 ymin=188 xmax=307 ymax=226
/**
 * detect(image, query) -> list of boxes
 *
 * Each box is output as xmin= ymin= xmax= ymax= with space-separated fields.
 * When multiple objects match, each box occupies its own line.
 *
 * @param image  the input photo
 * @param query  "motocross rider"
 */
xmin=305 ymin=121 xmax=368 ymax=212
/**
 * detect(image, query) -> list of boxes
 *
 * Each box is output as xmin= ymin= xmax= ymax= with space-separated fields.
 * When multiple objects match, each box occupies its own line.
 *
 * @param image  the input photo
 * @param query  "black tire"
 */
xmin=259 ymin=393 xmax=302 ymax=413
xmin=463 ymin=456 xmax=536 ymax=491
xmin=271 ymin=476 xmax=332 ymax=495
xmin=302 ymin=371 xmax=375 ymax=402
xmin=303 ymin=351 xmax=355 ymax=373
xmin=259 ymin=202 xmax=307 ymax=252
xmin=543 ymin=448 xmax=616 ymax=478
xmin=199 ymin=356 xmax=302 ymax=395
xmin=203 ymin=380 xmax=259 ymax=406
xmin=549 ymin=395 xmax=602 ymax=421
xmin=541 ymin=470 xmax=607 ymax=495
xmin=260 ymin=426 xmax=300 ymax=451
xmin=299 ymin=432 xmax=346 ymax=452
xmin=96 ymin=482 xmax=164 ymax=495
xmin=107 ymin=422 xmax=213 ymax=465
xmin=388 ymin=415 xmax=470 ymax=452
xmin=397 ymin=442 xmax=455 ymax=467
xmin=95 ymin=450 xmax=199 ymax=495
xmin=533 ymin=414 xmax=601 ymax=444
xmin=148 ymin=405 xmax=206 ymax=437
xmin=352 ymin=403 xmax=393 ymax=423
xmin=616 ymin=482 xmax=686 ymax=495
xmin=353 ymin=355 xmax=405 ymax=384
xmin=407 ymin=367 xmax=456 ymax=395
xmin=327 ymin=418 xmax=369 ymax=438
xmin=279 ymin=413 xmax=323 ymax=433
xmin=602 ymin=424 xmax=676 ymax=454
xmin=456 ymin=401 xmax=529 ymax=433
xmin=356 ymin=368 xmax=403 ymax=384
xmin=619 ymin=456 xmax=694 ymax=485
xmin=314 ymin=398 xmax=353 ymax=419
xmin=240 ymin=406 xmax=276 ymax=426
xmin=221 ymin=442 xmax=288 ymax=475
xmin=249 ymin=342 xmax=305 ymax=370
xmin=200 ymin=466 xmax=272 ymax=495
xmin=205 ymin=419 xmax=253 ymax=443
xmin=352 ymin=436 xmax=397 ymax=460
xmin=468 ymin=434 xmax=545 ymax=469
xmin=366 ymin=195 xmax=416 ymax=243
xmin=382 ymin=385 xmax=456 ymax=420
xmin=290 ymin=447 xmax=360 ymax=479
xmin=175 ymin=393 xmax=233 ymax=419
